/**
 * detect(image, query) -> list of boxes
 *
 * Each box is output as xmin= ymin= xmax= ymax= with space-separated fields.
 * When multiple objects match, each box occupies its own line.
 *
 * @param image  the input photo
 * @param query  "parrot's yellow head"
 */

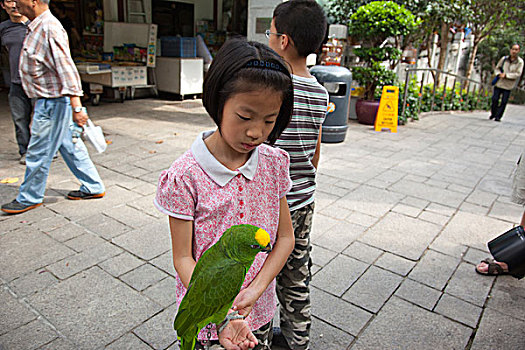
xmin=255 ymin=228 xmax=271 ymax=248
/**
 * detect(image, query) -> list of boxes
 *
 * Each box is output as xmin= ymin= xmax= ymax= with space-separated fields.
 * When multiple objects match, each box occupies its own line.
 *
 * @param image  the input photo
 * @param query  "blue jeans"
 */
xmin=8 ymin=83 xmax=32 ymax=156
xmin=491 ymin=86 xmax=511 ymax=121
xmin=16 ymin=97 xmax=105 ymax=205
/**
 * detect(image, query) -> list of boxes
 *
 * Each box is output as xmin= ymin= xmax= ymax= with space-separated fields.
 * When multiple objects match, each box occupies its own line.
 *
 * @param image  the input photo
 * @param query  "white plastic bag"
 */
xmin=83 ymin=119 xmax=107 ymax=153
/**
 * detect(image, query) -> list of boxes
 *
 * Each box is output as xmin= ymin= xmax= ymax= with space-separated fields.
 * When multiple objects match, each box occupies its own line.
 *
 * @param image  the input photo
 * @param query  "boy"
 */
xmin=267 ymin=1 xmax=328 ymax=349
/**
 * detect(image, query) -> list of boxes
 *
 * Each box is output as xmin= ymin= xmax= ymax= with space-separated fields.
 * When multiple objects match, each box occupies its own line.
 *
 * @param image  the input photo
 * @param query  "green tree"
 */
xmin=348 ymin=1 xmax=419 ymax=100
xmin=462 ymin=0 xmax=521 ymax=87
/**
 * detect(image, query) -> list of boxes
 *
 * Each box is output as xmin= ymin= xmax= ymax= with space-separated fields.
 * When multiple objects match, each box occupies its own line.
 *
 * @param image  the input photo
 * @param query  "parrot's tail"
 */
xmin=179 ymin=336 xmax=197 ymax=350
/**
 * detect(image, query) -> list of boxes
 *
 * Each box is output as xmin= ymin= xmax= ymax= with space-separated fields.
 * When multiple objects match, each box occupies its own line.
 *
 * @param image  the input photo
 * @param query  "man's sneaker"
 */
xmin=1 ymin=200 xmax=42 ymax=214
xmin=67 ymin=191 xmax=105 ymax=200
xmin=489 ymin=115 xmax=494 ymax=120
xmin=19 ymin=154 xmax=26 ymax=165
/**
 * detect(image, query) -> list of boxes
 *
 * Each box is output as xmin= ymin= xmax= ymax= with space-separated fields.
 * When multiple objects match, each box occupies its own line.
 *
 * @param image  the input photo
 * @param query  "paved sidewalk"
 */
xmin=1 ymin=94 xmax=524 ymax=350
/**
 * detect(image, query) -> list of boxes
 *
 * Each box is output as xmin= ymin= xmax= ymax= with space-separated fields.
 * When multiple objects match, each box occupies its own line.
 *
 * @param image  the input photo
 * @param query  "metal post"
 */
xmin=441 ymin=76 xmax=448 ymax=111
xmin=430 ymin=70 xmax=438 ymax=112
xmin=401 ymin=68 xmax=411 ymax=119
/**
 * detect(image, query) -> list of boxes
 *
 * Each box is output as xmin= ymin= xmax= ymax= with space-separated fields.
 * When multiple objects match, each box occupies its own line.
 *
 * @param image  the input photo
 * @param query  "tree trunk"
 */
xmin=463 ymin=42 xmax=479 ymax=90
xmin=436 ymin=22 xmax=449 ymax=86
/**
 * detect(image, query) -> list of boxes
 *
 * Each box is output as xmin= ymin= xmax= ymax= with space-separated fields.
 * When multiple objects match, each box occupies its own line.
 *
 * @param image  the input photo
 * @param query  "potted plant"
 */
xmin=348 ymin=1 xmax=419 ymax=125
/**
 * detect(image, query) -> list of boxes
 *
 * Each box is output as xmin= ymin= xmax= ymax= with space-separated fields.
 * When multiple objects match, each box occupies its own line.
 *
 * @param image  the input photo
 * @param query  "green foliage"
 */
xmin=399 ymin=78 xmax=491 ymax=121
xmin=347 ymin=1 xmax=419 ymax=100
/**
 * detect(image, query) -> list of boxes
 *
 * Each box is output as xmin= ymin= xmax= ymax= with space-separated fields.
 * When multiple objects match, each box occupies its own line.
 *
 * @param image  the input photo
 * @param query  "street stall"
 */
xmin=76 ymin=22 xmax=157 ymax=104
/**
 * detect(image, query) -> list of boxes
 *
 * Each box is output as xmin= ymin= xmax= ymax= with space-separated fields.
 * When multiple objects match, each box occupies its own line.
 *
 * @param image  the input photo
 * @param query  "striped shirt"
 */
xmin=275 ymin=74 xmax=328 ymax=211
xmin=19 ymin=9 xmax=82 ymax=98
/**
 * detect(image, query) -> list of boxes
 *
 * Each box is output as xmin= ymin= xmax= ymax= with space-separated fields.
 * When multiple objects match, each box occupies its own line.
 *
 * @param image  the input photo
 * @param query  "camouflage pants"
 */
xmin=276 ymin=203 xmax=315 ymax=350
xmin=195 ymin=320 xmax=273 ymax=350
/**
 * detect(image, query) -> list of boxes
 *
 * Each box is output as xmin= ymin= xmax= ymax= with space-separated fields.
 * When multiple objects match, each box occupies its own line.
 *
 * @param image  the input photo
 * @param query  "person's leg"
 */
xmin=7 ymin=83 xmax=32 ymax=156
xmin=276 ymin=203 xmax=314 ymax=350
xmin=57 ymin=99 xmax=105 ymax=195
xmin=494 ymin=88 xmax=511 ymax=121
xmin=490 ymin=87 xmax=502 ymax=119
xmin=16 ymin=98 xmax=66 ymax=205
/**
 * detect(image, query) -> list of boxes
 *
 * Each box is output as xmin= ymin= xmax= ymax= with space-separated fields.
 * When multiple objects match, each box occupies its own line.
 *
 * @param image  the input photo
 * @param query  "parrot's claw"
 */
xmin=217 ymin=311 xmax=245 ymax=334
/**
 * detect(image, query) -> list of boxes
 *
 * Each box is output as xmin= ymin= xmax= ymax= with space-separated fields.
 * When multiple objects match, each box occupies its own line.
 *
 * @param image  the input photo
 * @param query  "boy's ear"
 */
xmin=280 ymin=34 xmax=293 ymax=51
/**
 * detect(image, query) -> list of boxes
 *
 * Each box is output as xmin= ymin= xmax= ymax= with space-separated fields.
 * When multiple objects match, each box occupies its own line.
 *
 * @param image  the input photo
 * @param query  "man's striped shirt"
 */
xmin=275 ymin=74 xmax=328 ymax=211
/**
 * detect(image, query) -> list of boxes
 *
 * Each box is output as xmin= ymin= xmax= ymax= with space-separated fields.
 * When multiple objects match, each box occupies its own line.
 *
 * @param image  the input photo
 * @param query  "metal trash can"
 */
xmin=310 ymin=65 xmax=352 ymax=143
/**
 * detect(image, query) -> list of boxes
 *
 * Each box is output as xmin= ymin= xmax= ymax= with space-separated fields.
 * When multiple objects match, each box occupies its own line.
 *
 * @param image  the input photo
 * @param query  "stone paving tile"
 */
xmin=0 ymin=289 xmax=37 ymax=335
xmin=393 ymin=158 xmax=441 ymax=178
xmin=459 ymin=201 xmax=489 ymax=215
xmin=390 ymin=179 xmax=467 ymax=208
xmin=418 ymin=210 xmax=450 ymax=226
xmin=435 ymin=293 xmax=482 ymax=328
xmin=425 ymin=178 xmax=450 ymax=189
xmin=445 ymin=262 xmax=493 ymax=307
xmin=106 ymin=333 xmax=153 ymax=350
xmin=359 ymin=212 xmax=441 ymax=261
xmin=310 ymin=316 xmax=355 ymax=349
xmin=134 ymin=305 xmax=178 ymax=349
xmin=374 ymin=252 xmax=416 ymax=277
xmin=311 ymin=244 xmax=338 ymax=267
xmin=447 ymin=183 xmax=472 ymax=194
xmin=489 ymin=200 xmax=524 ymax=224
xmin=312 ymin=221 xmax=366 ymax=253
xmin=390 ymin=203 xmax=422 ymax=217
xmin=149 ymin=251 xmax=176 ymax=277
xmin=63 ymin=232 xmax=106 ymax=252
xmin=32 ymin=214 xmax=70 ymax=233
xmin=336 ymin=185 xmax=404 ymax=217
xmin=28 ymin=267 xmax=162 ymax=348
xmin=395 ymin=278 xmax=442 ymax=310
xmin=311 ymin=287 xmax=372 ymax=336
xmin=316 ymin=183 xmax=352 ymax=198
xmin=424 ymin=203 xmax=456 ymax=217
xmin=112 ymin=220 xmax=171 ymax=261
xmin=128 ymin=195 xmax=161 ymax=218
xmin=317 ymin=203 xmax=352 ymax=220
xmin=470 ymin=308 xmax=525 ymax=350
xmin=0 ymin=319 xmax=58 ymax=350
xmin=311 ymin=255 xmax=368 ymax=297
xmin=77 ymin=213 xmax=132 ymax=240
xmin=104 ymin=204 xmax=155 ymax=229
xmin=45 ymin=222 xmax=88 ymax=242
xmin=9 ymin=269 xmax=58 ymax=298
xmin=344 ymin=211 xmax=379 ymax=227
xmin=310 ymin=213 xmax=339 ymax=240
xmin=98 ymin=252 xmax=145 ymax=277
xmin=486 ymin=276 xmax=525 ymax=321
xmin=466 ymin=189 xmax=498 ymax=207
xmin=463 ymin=247 xmax=490 ymax=265
xmin=130 ymin=181 xmax=158 ymax=196
xmin=342 ymin=241 xmax=382 ymax=264
xmin=342 ymin=266 xmax=402 ymax=313
xmin=0 ymin=229 xmax=74 ymax=282
xmin=120 ymin=263 xmax=168 ymax=291
xmin=38 ymin=337 xmax=77 ymax=350
xmin=432 ymin=211 xmax=510 ymax=255
xmin=46 ymin=242 xmax=122 ymax=280
xmin=408 ymin=250 xmax=460 ymax=290
xmin=143 ymin=277 xmax=177 ymax=308
xmin=399 ymin=196 xmax=429 ymax=210
xmin=351 ymin=297 xmax=471 ymax=350
xmin=313 ymin=191 xmax=339 ymax=213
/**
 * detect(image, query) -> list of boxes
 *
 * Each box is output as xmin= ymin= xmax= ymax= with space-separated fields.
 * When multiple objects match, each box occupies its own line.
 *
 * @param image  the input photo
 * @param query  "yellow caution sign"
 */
xmin=375 ymin=86 xmax=399 ymax=133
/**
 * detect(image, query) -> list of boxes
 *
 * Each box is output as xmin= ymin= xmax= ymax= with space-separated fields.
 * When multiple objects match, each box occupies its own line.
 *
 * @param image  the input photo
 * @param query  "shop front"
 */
xmin=1 ymin=0 xmax=283 ymax=100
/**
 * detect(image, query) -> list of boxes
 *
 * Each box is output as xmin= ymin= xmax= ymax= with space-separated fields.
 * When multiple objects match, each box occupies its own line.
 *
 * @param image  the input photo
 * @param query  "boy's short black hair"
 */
xmin=273 ymin=0 xmax=327 ymax=57
xmin=203 ymin=37 xmax=293 ymax=145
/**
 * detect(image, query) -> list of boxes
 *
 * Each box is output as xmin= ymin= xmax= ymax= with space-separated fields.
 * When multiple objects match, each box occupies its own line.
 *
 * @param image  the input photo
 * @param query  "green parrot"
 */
xmin=174 ymin=224 xmax=272 ymax=350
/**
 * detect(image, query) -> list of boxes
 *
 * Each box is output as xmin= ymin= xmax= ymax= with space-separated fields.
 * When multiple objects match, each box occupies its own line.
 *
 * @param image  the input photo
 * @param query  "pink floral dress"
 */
xmin=155 ymin=131 xmax=292 ymax=340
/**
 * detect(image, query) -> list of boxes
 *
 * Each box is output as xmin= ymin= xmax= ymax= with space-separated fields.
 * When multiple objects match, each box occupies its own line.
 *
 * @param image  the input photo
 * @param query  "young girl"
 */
xmin=155 ymin=38 xmax=295 ymax=350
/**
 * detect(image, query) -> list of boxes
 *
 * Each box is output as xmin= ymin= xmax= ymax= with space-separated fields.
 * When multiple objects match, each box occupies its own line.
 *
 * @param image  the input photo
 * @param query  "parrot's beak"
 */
xmin=262 ymin=243 xmax=272 ymax=254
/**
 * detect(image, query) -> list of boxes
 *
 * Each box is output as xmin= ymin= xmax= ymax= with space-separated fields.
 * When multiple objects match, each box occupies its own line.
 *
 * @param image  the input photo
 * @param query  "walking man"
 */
xmin=489 ymin=44 xmax=524 ymax=122
xmin=0 ymin=0 xmax=31 ymax=164
xmin=1 ymin=0 xmax=105 ymax=215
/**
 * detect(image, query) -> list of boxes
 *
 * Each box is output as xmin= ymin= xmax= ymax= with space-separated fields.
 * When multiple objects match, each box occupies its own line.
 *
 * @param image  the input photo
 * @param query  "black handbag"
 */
xmin=491 ymin=56 xmax=507 ymax=86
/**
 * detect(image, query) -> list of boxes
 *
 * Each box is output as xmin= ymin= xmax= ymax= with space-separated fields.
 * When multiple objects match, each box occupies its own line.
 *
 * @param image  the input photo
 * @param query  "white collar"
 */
xmin=191 ymin=130 xmax=258 ymax=187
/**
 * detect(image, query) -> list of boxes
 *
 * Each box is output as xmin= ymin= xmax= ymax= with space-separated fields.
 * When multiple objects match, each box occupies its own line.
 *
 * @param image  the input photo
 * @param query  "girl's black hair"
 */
xmin=203 ymin=37 xmax=294 ymax=145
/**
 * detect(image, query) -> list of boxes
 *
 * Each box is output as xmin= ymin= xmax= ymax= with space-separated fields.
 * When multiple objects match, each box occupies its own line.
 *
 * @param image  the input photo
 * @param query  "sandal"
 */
xmin=475 ymin=258 xmax=509 ymax=276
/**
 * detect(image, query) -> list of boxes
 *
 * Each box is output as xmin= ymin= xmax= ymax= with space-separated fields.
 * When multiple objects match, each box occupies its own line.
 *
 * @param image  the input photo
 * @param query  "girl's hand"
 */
xmin=232 ymin=287 xmax=260 ymax=317
xmin=218 ymin=319 xmax=258 ymax=350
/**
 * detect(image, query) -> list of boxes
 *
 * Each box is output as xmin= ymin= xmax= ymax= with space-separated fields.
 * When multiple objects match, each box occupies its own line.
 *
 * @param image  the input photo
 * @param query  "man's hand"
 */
xmin=232 ymin=287 xmax=260 ymax=317
xmin=73 ymin=108 xmax=88 ymax=126
xmin=218 ymin=319 xmax=258 ymax=350
xmin=499 ymin=73 xmax=506 ymax=79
